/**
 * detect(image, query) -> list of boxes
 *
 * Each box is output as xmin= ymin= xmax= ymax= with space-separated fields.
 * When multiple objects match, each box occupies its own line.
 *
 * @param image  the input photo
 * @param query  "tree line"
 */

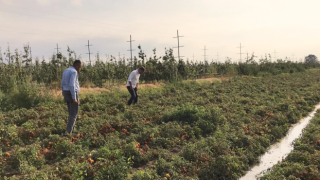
xmin=0 ymin=44 xmax=319 ymax=94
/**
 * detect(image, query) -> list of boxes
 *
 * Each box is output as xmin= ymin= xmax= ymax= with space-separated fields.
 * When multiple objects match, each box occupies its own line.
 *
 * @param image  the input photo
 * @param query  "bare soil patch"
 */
xmin=51 ymin=77 xmax=227 ymax=98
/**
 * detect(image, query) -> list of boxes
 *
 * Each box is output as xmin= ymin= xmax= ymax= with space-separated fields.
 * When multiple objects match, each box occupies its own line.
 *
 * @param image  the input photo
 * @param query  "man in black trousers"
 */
xmin=126 ymin=67 xmax=145 ymax=105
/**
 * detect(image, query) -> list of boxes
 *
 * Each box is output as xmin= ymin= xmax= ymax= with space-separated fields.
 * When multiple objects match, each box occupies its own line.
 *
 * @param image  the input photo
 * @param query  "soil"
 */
xmin=51 ymin=76 xmax=226 ymax=97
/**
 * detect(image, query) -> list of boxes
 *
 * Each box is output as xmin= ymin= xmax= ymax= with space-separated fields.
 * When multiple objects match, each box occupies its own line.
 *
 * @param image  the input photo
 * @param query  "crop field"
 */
xmin=261 ymin=110 xmax=320 ymax=180
xmin=1 ymin=69 xmax=320 ymax=180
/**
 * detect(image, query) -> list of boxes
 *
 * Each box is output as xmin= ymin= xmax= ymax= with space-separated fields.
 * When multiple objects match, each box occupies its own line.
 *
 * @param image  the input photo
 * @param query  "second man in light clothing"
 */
xmin=126 ymin=67 xmax=145 ymax=105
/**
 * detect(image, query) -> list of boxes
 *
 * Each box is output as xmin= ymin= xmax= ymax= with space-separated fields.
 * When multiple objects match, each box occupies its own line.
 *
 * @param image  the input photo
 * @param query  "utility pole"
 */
xmin=7 ymin=43 xmax=11 ymax=64
xmin=216 ymin=53 xmax=219 ymax=63
xmin=173 ymin=30 xmax=184 ymax=60
xmin=202 ymin=46 xmax=208 ymax=61
xmin=96 ymin=51 xmax=100 ymax=62
xmin=118 ymin=52 xmax=121 ymax=61
xmin=274 ymin=50 xmax=278 ymax=61
xmin=193 ymin=54 xmax=194 ymax=62
xmin=30 ymin=47 xmax=32 ymax=65
xmin=127 ymin=35 xmax=135 ymax=68
xmin=237 ymin=43 xmax=245 ymax=63
xmin=0 ymin=47 xmax=2 ymax=62
xmin=85 ymin=40 xmax=93 ymax=65
xmin=54 ymin=44 xmax=61 ymax=55
xmin=30 ymin=47 xmax=32 ymax=59
xmin=246 ymin=52 xmax=249 ymax=62
xmin=291 ymin=54 xmax=295 ymax=62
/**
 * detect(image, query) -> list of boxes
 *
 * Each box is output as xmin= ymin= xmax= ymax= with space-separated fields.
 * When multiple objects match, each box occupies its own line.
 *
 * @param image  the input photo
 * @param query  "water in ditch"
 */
xmin=240 ymin=103 xmax=320 ymax=180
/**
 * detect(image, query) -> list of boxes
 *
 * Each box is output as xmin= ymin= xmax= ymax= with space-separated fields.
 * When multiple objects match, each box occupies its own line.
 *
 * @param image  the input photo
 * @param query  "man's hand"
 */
xmin=129 ymin=81 xmax=133 ymax=90
xmin=73 ymin=99 xmax=78 ymax=105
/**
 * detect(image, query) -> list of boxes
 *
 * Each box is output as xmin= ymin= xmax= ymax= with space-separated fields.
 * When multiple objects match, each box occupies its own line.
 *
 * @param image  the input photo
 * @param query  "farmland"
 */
xmin=1 ymin=67 xmax=320 ymax=179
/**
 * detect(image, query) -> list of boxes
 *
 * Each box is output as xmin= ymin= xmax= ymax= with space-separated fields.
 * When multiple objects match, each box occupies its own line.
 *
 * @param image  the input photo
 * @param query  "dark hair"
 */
xmin=139 ymin=66 xmax=145 ymax=71
xmin=73 ymin=60 xmax=81 ymax=66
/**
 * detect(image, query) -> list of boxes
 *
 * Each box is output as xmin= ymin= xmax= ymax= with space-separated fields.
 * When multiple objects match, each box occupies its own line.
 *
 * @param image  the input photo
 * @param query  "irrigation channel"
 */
xmin=240 ymin=103 xmax=320 ymax=180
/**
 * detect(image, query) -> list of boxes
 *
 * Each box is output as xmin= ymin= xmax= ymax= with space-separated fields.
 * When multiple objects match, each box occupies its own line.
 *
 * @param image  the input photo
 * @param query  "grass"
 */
xmin=1 ymin=70 xmax=320 ymax=179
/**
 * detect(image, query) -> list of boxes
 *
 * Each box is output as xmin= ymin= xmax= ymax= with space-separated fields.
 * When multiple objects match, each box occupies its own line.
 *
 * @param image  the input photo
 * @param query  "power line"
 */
xmin=0 ymin=28 xmax=79 ymax=39
xmin=127 ymin=35 xmax=135 ymax=68
xmin=0 ymin=7 xmax=173 ymax=39
xmin=0 ymin=9 xmax=103 ymax=31
xmin=0 ymin=5 xmax=256 ymax=62
xmin=202 ymin=46 xmax=208 ymax=61
xmin=237 ymin=43 xmax=245 ymax=63
xmin=0 ymin=2 xmax=127 ymax=29
xmin=0 ymin=23 xmax=96 ymax=38
xmin=85 ymin=40 xmax=93 ymax=65
xmin=0 ymin=6 xmax=226 ymax=60
xmin=0 ymin=2 xmax=204 ymax=40
xmin=0 ymin=2 xmax=175 ymax=37
xmin=173 ymin=30 xmax=184 ymax=60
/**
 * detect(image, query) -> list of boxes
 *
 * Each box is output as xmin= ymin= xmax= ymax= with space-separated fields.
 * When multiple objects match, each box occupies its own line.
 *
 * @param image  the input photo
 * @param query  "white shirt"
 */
xmin=126 ymin=70 xmax=140 ymax=88
xmin=61 ymin=66 xmax=79 ymax=100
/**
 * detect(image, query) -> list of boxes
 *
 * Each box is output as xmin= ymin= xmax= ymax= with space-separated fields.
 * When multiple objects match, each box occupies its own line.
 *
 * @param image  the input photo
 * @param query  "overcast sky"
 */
xmin=0 ymin=0 xmax=319 ymax=63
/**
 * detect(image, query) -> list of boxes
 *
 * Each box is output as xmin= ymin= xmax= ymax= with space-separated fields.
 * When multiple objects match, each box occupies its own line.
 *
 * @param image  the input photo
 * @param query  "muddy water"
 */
xmin=240 ymin=103 xmax=320 ymax=180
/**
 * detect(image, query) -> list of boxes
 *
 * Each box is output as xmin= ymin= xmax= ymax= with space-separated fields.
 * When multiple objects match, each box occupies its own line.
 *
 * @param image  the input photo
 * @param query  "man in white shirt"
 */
xmin=61 ymin=60 xmax=82 ymax=134
xmin=126 ymin=67 xmax=145 ymax=105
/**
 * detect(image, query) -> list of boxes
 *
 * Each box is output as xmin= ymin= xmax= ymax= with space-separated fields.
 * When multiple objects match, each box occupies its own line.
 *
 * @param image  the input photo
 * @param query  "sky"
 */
xmin=0 ymin=0 xmax=319 ymax=63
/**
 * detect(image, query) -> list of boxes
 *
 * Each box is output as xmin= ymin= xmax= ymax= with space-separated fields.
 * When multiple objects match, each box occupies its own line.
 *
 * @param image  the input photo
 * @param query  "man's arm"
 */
xmin=136 ymin=73 xmax=140 ymax=91
xmin=129 ymin=81 xmax=133 ymax=90
xmin=69 ymin=71 xmax=78 ymax=104
xmin=128 ymin=72 xmax=134 ymax=90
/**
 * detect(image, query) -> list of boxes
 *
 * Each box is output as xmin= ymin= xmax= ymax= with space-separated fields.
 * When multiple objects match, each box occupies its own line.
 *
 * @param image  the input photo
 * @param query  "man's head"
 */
xmin=73 ymin=60 xmax=82 ymax=72
xmin=138 ymin=67 xmax=145 ymax=74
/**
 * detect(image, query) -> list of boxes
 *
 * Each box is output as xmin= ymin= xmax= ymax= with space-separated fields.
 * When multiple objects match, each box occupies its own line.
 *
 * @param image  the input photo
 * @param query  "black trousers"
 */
xmin=62 ymin=91 xmax=79 ymax=134
xmin=127 ymin=86 xmax=138 ymax=105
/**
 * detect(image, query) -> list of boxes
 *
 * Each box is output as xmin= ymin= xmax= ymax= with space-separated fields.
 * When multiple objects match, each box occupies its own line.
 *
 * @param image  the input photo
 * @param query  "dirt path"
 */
xmin=187 ymin=77 xmax=228 ymax=82
xmin=51 ymin=76 xmax=226 ymax=97
xmin=118 ymin=83 xmax=163 ymax=91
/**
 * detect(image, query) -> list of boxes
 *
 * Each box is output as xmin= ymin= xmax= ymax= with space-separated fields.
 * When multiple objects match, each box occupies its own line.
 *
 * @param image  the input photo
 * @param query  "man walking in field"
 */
xmin=127 ymin=67 xmax=145 ymax=105
xmin=61 ymin=60 xmax=82 ymax=134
